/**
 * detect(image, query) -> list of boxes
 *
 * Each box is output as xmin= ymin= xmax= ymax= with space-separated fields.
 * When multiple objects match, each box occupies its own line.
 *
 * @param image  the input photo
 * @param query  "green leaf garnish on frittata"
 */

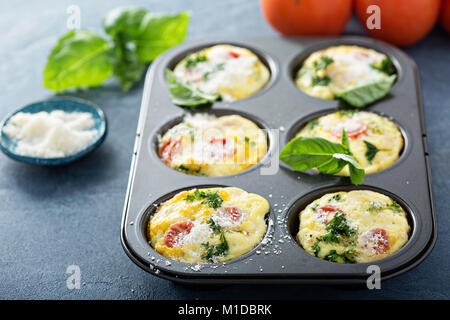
xmin=279 ymin=130 xmax=365 ymax=185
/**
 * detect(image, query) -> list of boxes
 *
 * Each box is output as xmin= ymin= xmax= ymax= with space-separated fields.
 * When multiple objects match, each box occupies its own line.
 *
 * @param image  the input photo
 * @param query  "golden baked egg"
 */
xmin=158 ymin=113 xmax=268 ymax=177
xmin=148 ymin=187 xmax=269 ymax=264
xmin=173 ymin=44 xmax=270 ymax=102
xmin=295 ymin=45 xmax=396 ymax=106
xmin=298 ymin=190 xmax=410 ymax=264
xmin=295 ymin=110 xmax=403 ymax=174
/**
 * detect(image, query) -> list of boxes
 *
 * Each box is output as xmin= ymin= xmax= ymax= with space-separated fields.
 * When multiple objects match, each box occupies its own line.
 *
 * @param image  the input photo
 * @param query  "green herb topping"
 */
xmin=329 ymin=194 xmax=342 ymax=202
xmin=371 ymin=58 xmax=396 ymax=75
xmin=201 ymin=231 xmax=229 ymax=262
xmin=183 ymin=189 xmax=223 ymax=209
xmin=318 ymin=212 xmax=357 ymax=244
xmin=313 ymin=56 xmax=334 ymax=71
xmin=185 ymin=54 xmax=207 ymax=68
xmin=323 ymin=249 xmax=357 ymax=264
xmin=311 ymin=75 xmax=331 ymax=87
xmin=363 ymin=140 xmax=389 ymax=164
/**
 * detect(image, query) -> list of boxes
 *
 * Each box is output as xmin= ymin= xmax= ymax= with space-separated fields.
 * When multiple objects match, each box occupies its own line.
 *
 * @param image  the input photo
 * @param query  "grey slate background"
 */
xmin=0 ymin=0 xmax=449 ymax=299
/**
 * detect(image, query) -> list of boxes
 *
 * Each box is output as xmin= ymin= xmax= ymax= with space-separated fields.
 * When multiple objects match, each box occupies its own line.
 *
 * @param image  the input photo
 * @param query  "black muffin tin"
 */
xmin=121 ymin=36 xmax=436 ymax=284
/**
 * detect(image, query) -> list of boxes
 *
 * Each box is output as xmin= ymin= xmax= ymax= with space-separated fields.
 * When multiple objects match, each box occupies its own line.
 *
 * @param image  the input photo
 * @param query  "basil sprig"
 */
xmin=166 ymin=69 xmax=219 ymax=107
xmin=279 ymin=130 xmax=365 ymax=185
xmin=43 ymin=8 xmax=189 ymax=92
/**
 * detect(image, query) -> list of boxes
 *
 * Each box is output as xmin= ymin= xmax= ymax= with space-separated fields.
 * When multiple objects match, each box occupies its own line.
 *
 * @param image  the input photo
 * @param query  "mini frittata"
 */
xmin=173 ymin=44 xmax=270 ymax=102
xmin=158 ymin=113 xmax=268 ymax=176
xmin=298 ymin=190 xmax=410 ymax=264
xmin=148 ymin=187 xmax=269 ymax=264
xmin=295 ymin=45 xmax=396 ymax=102
xmin=296 ymin=110 xmax=403 ymax=174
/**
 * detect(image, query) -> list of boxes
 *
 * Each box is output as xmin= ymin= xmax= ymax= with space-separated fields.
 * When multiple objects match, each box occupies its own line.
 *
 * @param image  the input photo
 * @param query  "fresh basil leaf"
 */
xmin=279 ymin=136 xmax=365 ymax=184
xmin=166 ymin=69 xmax=219 ymax=107
xmin=43 ymin=30 xmax=112 ymax=92
xmin=103 ymin=9 xmax=189 ymax=89
xmin=107 ymin=32 xmax=145 ymax=92
xmin=341 ymin=130 xmax=350 ymax=153
xmin=333 ymin=153 xmax=365 ymax=185
xmin=279 ymin=137 xmax=348 ymax=174
xmin=134 ymin=12 xmax=189 ymax=62
xmin=336 ymin=75 xmax=397 ymax=108
xmin=103 ymin=7 xmax=147 ymax=39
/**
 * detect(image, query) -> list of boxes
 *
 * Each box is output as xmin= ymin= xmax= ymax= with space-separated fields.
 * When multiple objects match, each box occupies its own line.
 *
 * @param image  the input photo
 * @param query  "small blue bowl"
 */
xmin=0 ymin=97 xmax=107 ymax=165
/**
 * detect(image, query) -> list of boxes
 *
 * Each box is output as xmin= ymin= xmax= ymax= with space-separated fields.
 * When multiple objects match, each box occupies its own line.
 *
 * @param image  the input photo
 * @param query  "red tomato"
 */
xmin=316 ymin=205 xmax=343 ymax=224
xmin=209 ymin=137 xmax=235 ymax=159
xmin=355 ymin=0 xmax=441 ymax=46
xmin=229 ymin=51 xmax=240 ymax=58
xmin=441 ymin=0 xmax=450 ymax=34
xmin=260 ymin=0 xmax=352 ymax=36
xmin=331 ymin=120 xmax=368 ymax=139
xmin=364 ymin=228 xmax=390 ymax=254
xmin=164 ymin=221 xmax=194 ymax=247
xmin=159 ymin=139 xmax=182 ymax=163
xmin=224 ymin=207 xmax=243 ymax=221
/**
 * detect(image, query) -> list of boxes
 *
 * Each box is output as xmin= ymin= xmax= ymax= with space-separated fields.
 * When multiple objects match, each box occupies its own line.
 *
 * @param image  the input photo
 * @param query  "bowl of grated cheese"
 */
xmin=0 ymin=97 xmax=107 ymax=165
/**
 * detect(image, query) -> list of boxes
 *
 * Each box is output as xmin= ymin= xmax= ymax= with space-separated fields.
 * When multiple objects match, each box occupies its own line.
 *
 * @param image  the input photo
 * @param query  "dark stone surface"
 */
xmin=0 ymin=0 xmax=448 ymax=299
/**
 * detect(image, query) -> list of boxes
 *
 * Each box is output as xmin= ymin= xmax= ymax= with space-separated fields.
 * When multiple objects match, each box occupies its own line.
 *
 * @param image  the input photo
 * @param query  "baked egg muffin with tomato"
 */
xmin=295 ymin=110 xmax=403 ymax=174
xmin=148 ymin=187 xmax=269 ymax=264
xmin=173 ymin=44 xmax=270 ymax=102
xmin=295 ymin=45 xmax=397 ymax=106
xmin=298 ymin=190 xmax=410 ymax=264
xmin=158 ymin=113 xmax=268 ymax=176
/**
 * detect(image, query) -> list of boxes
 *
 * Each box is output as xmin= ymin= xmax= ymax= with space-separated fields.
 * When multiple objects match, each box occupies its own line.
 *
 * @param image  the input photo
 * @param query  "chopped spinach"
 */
xmin=307 ymin=119 xmax=319 ymax=130
xmin=311 ymin=75 xmax=331 ymax=87
xmin=208 ymin=218 xmax=222 ymax=234
xmin=338 ymin=109 xmax=359 ymax=117
xmin=323 ymin=249 xmax=357 ymax=264
xmin=177 ymin=165 xmax=202 ymax=175
xmin=371 ymin=58 xmax=396 ymax=76
xmin=312 ymin=244 xmax=321 ymax=257
xmin=387 ymin=200 xmax=403 ymax=214
xmin=185 ymin=53 xmax=207 ymax=68
xmin=203 ymin=63 xmax=224 ymax=80
xmin=318 ymin=212 xmax=357 ymax=244
xmin=329 ymin=194 xmax=341 ymax=202
xmin=363 ymin=140 xmax=380 ymax=163
xmin=314 ymin=56 xmax=334 ymax=71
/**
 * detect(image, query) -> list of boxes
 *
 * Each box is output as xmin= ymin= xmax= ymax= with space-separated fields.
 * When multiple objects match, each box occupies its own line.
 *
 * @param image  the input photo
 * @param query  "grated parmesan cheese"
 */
xmin=3 ymin=110 xmax=98 ymax=158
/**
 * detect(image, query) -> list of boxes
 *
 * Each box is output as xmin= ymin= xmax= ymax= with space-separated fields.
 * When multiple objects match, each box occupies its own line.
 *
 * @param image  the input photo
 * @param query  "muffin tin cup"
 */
xmin=121 ymin=36 xmax=436 ymax=284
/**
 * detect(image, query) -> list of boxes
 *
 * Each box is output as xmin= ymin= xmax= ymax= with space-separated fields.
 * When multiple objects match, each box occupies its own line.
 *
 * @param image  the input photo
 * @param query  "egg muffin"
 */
xmin=295 ymin=110 xmax=403 ymax=174
xmin=158 ymin=113 xmax=268 ymax=176
xmin=148 ymin=187 xmax=269 ymax=264
xmin=173 ymin=44 xmax=270 ymax=102
xmin=298 ymin=190 xmax=410 ymax=264
xmin=295 ymin=45 xmax=396 ymax=103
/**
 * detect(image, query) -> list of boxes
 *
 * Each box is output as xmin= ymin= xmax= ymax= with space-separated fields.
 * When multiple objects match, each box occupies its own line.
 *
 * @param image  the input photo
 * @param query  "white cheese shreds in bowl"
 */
xmin=0 ymin=98 xmax=107 ymax=165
